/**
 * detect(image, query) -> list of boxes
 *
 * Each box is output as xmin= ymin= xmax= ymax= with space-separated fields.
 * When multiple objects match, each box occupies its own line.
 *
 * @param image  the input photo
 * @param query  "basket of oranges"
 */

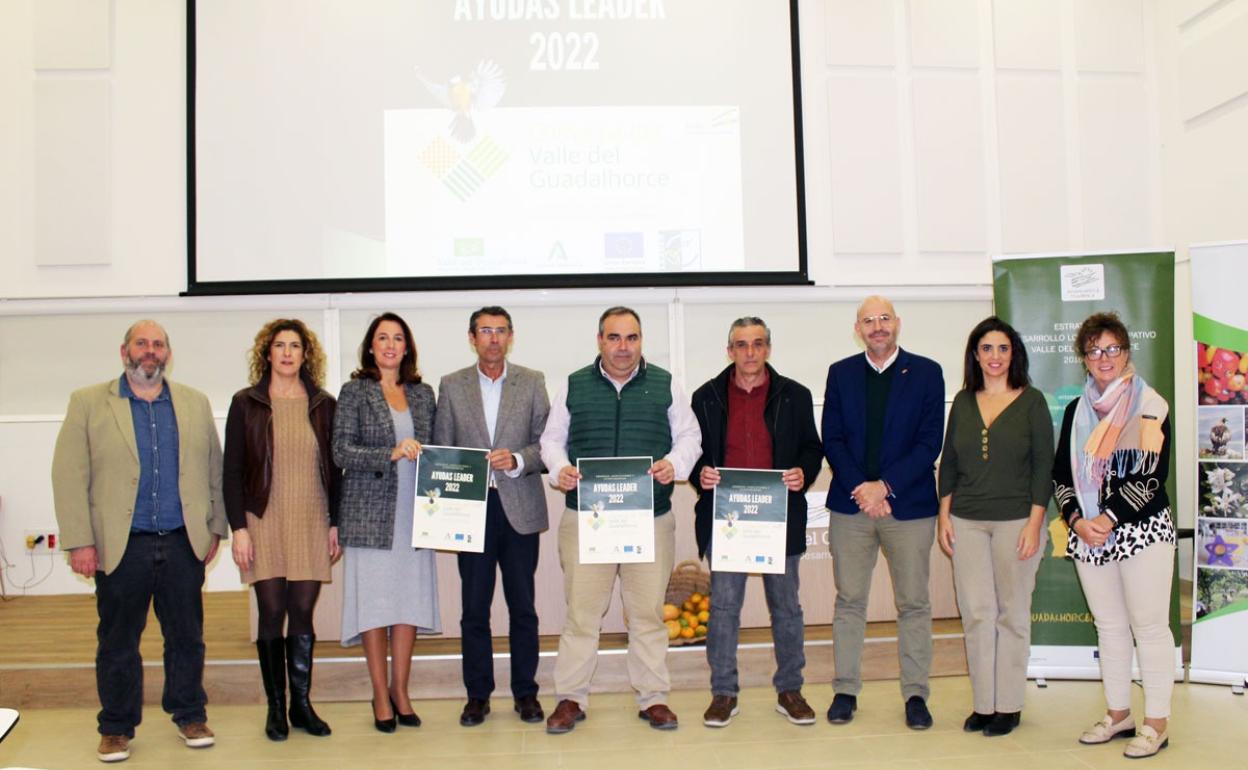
xmin=663 ymin=559 xmax=711 ymax=645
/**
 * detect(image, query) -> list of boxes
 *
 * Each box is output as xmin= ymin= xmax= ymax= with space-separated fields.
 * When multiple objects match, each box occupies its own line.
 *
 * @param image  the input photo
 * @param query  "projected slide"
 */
xmin=385 ymin=105 xmax=742 ymax=274
xmin=192 ymin=1 xmax=802 ymax=289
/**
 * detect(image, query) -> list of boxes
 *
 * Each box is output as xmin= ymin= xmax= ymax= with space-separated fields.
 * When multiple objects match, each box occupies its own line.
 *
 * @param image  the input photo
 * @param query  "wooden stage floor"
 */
xmin=0 ymin=592 xmax=971 ymax=709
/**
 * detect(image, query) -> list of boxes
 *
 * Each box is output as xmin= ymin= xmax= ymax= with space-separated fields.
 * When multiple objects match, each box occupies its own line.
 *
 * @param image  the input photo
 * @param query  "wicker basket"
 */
xmin=665 ymin=559 xmax=711 ymax=646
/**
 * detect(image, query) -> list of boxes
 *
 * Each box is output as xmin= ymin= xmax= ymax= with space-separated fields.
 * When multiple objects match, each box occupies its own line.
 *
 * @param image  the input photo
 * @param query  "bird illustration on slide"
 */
xmin=415 ymin=60 xmax=506 ymax=143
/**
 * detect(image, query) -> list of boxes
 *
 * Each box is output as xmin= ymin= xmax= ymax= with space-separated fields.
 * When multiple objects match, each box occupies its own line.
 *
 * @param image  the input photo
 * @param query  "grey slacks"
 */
xmin=828 ymin=511 xmax=936 ymax=701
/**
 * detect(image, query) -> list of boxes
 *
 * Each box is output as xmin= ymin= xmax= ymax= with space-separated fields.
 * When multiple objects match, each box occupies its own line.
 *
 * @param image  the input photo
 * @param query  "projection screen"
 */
xmin=188 ymin=0 xmax=808 ymax=294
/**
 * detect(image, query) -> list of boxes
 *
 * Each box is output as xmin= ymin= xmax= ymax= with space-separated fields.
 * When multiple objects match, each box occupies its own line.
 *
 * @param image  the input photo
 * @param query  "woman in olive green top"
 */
xmin=937 ymin=317 xmax=1053 ymax=737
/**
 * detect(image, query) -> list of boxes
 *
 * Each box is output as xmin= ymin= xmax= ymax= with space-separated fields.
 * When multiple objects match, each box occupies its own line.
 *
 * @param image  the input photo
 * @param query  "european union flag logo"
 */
xmin=604 ymin=232 xmax=644 ymax=267
xmin=624 ymin=545 xmax=635 ymax=553
xmin=454 ymin=533 xmax=465 ymax=541
xmin=754 ymin=555 xmax=765 ymax=563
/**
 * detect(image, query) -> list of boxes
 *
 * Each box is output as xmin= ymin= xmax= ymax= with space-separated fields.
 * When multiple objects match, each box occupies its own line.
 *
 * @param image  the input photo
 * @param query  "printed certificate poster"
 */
xmin=576 ymin=456 xmax=654 ymax=564
xmin=412 ymin=445 xmax=489 ymax=553
xmin=711 ymin=468 xmax=787 ymax=574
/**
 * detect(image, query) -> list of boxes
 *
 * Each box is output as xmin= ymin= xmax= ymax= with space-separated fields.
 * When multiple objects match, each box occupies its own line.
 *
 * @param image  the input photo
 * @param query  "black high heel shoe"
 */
xmin=391 ymin=696 xmax=421 ymax=728
xmin=372 ymin=699 xmax=397 ymax=733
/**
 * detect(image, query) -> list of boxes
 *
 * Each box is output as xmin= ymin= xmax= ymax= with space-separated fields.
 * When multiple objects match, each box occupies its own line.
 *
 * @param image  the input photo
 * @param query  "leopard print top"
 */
xmin=1067 ymin=507 xmax=1176 ymax=565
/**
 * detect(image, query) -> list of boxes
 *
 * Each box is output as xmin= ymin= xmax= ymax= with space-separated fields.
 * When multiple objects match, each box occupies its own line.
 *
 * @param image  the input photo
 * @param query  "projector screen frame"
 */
xmin=184 ymin=0 xmax=811 ymax=296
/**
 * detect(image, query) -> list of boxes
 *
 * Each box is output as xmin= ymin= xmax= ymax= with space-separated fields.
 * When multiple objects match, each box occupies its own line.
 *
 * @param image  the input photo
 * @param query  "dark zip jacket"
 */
xmin=689 ymin=363 xmax=824 ymax=558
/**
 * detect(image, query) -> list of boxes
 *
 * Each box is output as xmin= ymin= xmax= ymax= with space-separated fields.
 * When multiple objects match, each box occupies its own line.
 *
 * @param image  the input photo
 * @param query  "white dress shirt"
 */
xmin=539 ymin=361 xmax=702 ymax=479
xmin=865 ymin=347 xmax=900 ymax=373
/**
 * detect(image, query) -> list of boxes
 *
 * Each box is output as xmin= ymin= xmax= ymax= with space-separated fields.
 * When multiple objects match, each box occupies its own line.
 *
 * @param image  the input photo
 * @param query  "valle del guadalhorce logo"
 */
xmin=415 ymin=60 xmax=511 ymax=202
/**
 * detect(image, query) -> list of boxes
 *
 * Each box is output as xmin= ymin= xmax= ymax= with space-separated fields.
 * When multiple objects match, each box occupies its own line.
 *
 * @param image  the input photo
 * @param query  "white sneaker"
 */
xmin=1123 ymin=725 xmax=1169 ymax=759
xmin=1078 ymin=714 xmax=1135 ymax=744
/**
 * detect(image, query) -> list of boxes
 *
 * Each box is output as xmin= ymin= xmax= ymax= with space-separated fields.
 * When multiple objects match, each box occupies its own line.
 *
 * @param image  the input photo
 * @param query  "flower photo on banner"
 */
xmin=1199 ymin=464 xmax=1248 ymax=518
xmin=1197 ymin=519 xmax=1248 ymax=569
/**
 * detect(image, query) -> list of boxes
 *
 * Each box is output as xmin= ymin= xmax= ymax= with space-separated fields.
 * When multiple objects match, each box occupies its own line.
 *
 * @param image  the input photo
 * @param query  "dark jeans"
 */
xmin=94 ymin=529 xmax=207 ymax=736
xmin=457 ymin=489 xmax=540 ymax=700
xmin=707 ymin=552 xmax=805 ymax=696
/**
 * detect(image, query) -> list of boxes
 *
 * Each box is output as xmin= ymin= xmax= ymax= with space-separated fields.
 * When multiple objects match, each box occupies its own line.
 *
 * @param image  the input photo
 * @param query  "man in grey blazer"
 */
xmin=51 ymin=320 xmax=228 ymax=763
xmin=433 ymin=306 xmax=551 ymax=727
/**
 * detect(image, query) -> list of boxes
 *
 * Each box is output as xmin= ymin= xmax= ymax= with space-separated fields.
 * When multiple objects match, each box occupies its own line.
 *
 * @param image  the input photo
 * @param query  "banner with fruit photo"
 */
xmin=993 ymin=251 xmax=1181 ymax=680
xmin=1190 ymin=240 xmax=1248 ymax=687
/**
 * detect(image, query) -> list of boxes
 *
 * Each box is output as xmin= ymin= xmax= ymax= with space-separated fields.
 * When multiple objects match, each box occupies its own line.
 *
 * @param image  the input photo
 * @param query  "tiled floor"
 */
xmin=3 ymin=676 xmax=1244 ymax=769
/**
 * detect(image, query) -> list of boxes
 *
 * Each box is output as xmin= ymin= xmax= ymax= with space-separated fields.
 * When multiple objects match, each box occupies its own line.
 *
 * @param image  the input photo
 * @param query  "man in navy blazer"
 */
xmin=821 ymin=296 xmax=944 ymax=730
xmin=433 ymin=306 xmax=551 ymax=728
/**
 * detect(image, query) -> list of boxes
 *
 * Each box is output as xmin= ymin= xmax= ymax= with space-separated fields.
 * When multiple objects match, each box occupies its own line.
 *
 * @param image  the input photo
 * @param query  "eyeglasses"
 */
xmin=1085 ymin=345 xmax=1124 ymax=360
xmin=474 ymin=326 xmax=511 ymax=337
xmin=858 ymin=314 xmax=894 ymax=326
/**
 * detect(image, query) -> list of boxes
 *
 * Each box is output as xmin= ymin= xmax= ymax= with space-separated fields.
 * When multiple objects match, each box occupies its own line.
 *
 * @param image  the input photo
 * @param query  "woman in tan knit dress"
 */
xmin=224 ymin=319 xmax=342 ymax=741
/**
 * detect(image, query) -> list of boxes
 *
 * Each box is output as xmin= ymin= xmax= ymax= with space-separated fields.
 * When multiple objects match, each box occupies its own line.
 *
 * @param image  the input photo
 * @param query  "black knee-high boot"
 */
xmin=257 ymin=638 xmax=289 ymax=741
xmin=286 ymin=634 xmax=331 ymax=736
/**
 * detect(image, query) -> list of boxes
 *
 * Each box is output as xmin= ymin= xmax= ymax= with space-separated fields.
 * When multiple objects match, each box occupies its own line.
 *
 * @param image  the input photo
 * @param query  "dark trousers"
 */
xmin=457 ymin=489 xmax=540 ymax=700
xmin=94 ymin=529 xmax=207 ymax=736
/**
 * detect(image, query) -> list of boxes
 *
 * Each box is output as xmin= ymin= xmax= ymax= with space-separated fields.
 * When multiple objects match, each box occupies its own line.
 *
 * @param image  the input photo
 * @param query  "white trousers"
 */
xmin=1074 ymin=541 xmax=1176 ymax=719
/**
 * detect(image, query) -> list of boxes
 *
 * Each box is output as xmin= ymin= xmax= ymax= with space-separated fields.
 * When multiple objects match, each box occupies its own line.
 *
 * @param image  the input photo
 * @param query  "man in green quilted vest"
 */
xmin=539 ymin=307 xmax=702 ymax=734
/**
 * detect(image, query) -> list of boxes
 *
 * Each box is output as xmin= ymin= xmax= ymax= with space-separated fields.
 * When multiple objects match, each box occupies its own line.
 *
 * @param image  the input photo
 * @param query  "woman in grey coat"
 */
xmin=333 ymin=312 xmax=440 ymax=732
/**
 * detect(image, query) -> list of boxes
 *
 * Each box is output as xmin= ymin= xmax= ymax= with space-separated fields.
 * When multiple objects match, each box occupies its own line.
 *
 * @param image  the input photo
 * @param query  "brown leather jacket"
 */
xmin=223 ymin=372 xmax=341 ymax=531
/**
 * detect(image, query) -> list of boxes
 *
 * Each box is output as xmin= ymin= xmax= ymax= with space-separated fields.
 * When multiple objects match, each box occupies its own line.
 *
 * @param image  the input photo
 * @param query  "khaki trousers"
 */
xmin=950 ymin=516 xmax=1045 ymax=714
xmin=1074 ymin=541 xmax=1176 ymax=719
xmin=553 ymin=507 xmax=676 ymax=709
xmin=828 ymin=511 xmax=936 ymax=700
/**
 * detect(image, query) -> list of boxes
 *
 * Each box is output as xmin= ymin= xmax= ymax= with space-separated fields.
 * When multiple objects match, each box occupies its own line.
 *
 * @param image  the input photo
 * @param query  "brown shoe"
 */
xmin=776 ymin=691 xmax=817 ymax=725
xmin=176 ymin=722 xmax=215 ymax=748
xmin=638 ymin=704 xmax=679 ymax=730
xmin=702 ymin=695 xmax=739 ymax=728
xmin=545 ymin=699 xmax=585 ymax=734
xmin=97 ymin=734 xmax=130 ymax=763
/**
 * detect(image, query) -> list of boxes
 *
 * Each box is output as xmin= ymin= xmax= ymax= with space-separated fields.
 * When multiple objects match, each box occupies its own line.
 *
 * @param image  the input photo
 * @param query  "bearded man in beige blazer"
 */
xmin=51 ymin=319 xmax=228 ymax=763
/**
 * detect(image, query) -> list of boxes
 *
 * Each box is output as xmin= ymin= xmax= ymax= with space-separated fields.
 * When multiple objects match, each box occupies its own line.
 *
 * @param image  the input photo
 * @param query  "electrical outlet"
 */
xmin=24 ymin=530 xmax=58 ymax=554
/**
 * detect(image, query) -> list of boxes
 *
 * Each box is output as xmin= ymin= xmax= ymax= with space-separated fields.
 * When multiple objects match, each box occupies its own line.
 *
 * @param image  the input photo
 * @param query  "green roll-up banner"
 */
xmin=993 ymin=251 xmax=1181 ymax=679
xmin=1190 ymin=241 xmax=1248 ymax=688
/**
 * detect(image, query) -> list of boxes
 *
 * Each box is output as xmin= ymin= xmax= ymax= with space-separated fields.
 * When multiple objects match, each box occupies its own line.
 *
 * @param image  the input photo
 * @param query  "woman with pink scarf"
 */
xmin=1052 ymin=311 xmax=1175 ymax=760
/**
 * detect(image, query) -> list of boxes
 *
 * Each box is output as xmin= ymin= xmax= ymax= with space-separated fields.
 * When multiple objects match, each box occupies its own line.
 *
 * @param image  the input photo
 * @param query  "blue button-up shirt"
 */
xmin=119 ymin=375 xmax=184 ymax=532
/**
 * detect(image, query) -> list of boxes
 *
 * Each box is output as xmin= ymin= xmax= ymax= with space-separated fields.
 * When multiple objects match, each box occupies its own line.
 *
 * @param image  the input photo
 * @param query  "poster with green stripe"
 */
xmin=993 ymin=251 xmax=1181 ymax=679
xmin=711 ymin=468 xmax=788 ymax=574
xmin=412 ymin=445 xmax=490 ymax=552
xmin=1190 ymin=241 xmax=1248 ymax=688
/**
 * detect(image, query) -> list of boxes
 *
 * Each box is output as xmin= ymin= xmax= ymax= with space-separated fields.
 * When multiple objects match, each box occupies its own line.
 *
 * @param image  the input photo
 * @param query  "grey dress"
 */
xmin=340 ymin=406 xmax=441 ymax=645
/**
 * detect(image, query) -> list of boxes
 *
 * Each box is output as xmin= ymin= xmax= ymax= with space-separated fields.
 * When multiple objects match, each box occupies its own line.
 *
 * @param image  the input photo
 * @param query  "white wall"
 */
xmin=2 ymin=0 xmax=1246 ymax=594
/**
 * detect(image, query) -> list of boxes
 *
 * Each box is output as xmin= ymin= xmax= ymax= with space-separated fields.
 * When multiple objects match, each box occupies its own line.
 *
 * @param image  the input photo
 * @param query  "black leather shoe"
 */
xmin=984 ymin=711 xmax=1020 ymax=736
xmin=514 ymin=695 xmax=544 ymax=723
xmin=372 ymin=699 xmax=397 ymax=734
xmin=905 ymin=696 xmax=933 ymax=730
xmin=826 ymin=694 xmax=857 ymax=724
xmin=460 ymin=698 xmax=490 ymax=727
xmin=963 ymin=712 xmax=993 ymax=732
xmin=391 ymin=696 xmax=421 ymax=727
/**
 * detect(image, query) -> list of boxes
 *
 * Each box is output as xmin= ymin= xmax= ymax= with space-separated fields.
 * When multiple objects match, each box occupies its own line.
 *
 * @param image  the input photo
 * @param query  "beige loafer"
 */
xmin=1123 ymin=725 xmax=1168 ymax=759
xmin=1079 ymin=714 xmax=1135 ymax=744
